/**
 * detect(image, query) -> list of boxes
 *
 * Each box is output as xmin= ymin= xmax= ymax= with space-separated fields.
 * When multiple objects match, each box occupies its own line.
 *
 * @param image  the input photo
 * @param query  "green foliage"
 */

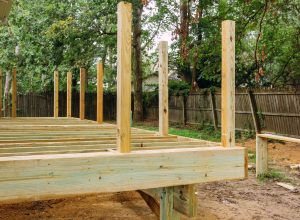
xmin=257 ymin=169 xmax=287 ymax=182
xmin=168 ymin=80 xmax=191 ymax=96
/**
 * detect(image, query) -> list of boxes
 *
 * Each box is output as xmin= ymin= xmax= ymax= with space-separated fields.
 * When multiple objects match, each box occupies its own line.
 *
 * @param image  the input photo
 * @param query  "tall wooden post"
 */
xmin=117 ymin=2 xmax=132 ymax=153
xmin=97 ymin=62 xmax=104 ymax=123
xmin=221 ymin=20 xmax=235 ymax=148
xmin=256 ymin=136 xmax=268 ymax=177
xmin=159 ymin=41 xmax=169 ymax=136
xmin=0 ymin=68 xmax=2 ymax=118
xmin=11 ymin=67 xmax=17 ymax=118
xmin=80 ymin=67 xmax=86 ymax=120
xmin=54 ymin=70 xmax=59 ymax=118
xmin=67 ymin=72 xmax=72 ymax=118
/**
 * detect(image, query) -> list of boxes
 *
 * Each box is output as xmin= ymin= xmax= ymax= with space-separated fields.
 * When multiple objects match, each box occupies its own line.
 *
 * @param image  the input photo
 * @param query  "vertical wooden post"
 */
xmin=0 ymin=68 xmax=2 ymax=118
xmin=158 ymin=41 xmax=169 ymax=136
xmin=67 ymin=72 xmax=72 ymax=118
xmin=248 ymin=90 xmax=261 ymax=133
xmin=54 ymin=70 xmax=59 ymax=118
xmin=210 ymin=91 xmax=218 ymax=130
xmin=256 ymin=136 xmax=268 ymax=177
xmin=80 ymin=67 xmax=86 ymax=120
xmin=97 ymin=62 xmax=104 ymax=123
xmin=160 ymin=187 xmax=180 ymax=220
xmin=11 ymin=67 xmax=17 ymax=118
xmin=221 ymin=20 xmax=235 ymax=148
xmin=117 ymin=2 xmax=132 ymax=153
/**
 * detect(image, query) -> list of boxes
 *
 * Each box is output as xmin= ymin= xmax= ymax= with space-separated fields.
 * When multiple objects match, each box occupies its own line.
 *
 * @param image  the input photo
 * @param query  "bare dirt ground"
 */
xmin=0 ymin=140 xmax=299 ymax=220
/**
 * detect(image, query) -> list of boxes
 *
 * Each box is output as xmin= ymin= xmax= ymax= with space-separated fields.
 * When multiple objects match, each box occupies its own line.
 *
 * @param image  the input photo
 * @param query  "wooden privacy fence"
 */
xmin=15 ymin=88 xmax=300 ymax=138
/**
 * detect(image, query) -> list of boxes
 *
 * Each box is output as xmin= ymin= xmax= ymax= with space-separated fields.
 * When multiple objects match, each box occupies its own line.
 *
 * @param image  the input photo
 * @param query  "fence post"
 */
xmin=11 ymin=67 xmax=17 ymax=118
xmin=97 ymin=62 xmax=104 ymax=123
xmin=67 ymin=72 xmax=72 ymax=118
xmin=248 ymin=90 xmax=261 ymax=133
xmin=117 ymin=2 xmax=132 ymax=153
xmin=221 ymin=20 xmax=235 ymax=148
xmin=54 ymin=70 xmax=59 ymax=118
xmin=209 ymin=91 xmax=218 ymax=130
xmin=80 ymin=67 xmax=86 ymax=120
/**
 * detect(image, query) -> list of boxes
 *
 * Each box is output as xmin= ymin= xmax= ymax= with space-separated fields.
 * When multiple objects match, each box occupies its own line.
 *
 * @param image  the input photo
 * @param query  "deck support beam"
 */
xmin=256 ymin=136 xmax=268 ymax=177
xmin=158 ymin=41 xmax=169 ymax=136
xmin=67 ymin=72 xmax=72 ymax=118
xmin=97 ymin=62 xmax=103 ymax=123
xmin=116 ymin=2 xmax=132 ymax=153
xmin=80 ymin=68 xmax=86 ymax=120
xmin=221 ymin=20 xmax=235 ymax=148
xmin=11 ymin=67 xmax=17 ymax=118
xmin=54 ymin=71 xmax=59 ymax=118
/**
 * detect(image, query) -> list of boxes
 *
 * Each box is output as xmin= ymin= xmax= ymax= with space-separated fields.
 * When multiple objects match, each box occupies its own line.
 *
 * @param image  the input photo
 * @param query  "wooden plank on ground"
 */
xmin=0 ymin=147 xmax=246 ymax=203
xmin=97 ymin=62 xmax=104 ymax=123
xmin=221 ymin=20 xmax=235 ymax=148
xmin=117 ymin=1 xmax=132 ymax=153
xmin=159 ymin=41 xmax=169 ymax=136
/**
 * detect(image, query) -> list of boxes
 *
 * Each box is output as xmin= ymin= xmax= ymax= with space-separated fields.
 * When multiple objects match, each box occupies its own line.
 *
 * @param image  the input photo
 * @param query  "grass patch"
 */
xmin=248 ymin=150 xmax=256 ymax=163
xmin=134 ymin=123 xmax=221 ymax=142
xmin=257 ymin=169 xmax=287 ymax=182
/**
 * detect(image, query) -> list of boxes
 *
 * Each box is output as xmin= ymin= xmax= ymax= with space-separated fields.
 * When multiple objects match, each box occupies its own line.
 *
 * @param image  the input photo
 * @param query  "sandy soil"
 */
xmin=0 ymin=140 xmax=299 ymax=220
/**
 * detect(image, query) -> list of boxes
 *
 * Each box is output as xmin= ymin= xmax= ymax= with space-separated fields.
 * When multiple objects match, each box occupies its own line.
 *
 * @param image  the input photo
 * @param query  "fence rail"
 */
xmin=11 ymin=88 xmax=300 ymax=138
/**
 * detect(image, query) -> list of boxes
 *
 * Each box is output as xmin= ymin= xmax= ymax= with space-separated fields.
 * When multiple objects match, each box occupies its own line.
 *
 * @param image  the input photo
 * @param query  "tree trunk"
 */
xmin=179 ymin=0 xmax=191 ymax=84
xmin=133 ymin=2 xmax=143 ymax=122
xmin=3 ymin=71 xmax=11 ymax=117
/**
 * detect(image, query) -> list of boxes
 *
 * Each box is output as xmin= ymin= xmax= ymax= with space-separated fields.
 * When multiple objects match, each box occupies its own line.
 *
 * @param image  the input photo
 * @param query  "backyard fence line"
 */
xmin=14 ymin=88 xmax=300 ymax=138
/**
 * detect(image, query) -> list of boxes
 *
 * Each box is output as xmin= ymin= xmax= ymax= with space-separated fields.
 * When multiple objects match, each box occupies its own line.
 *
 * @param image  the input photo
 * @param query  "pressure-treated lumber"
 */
xmin=80 ymin=67 xmax=86 ymax=120
xmin=0 ymin=68 xmax=2 ymax=118
xmin=256 ymin=136 xmax=268 ymax=177
xmin=53 ymin=71 xmax=59 ymax=118
xmin=0 ymin=146 xmax=246 ymax=203
xmin=97 ymin=62 xmax=104 ymax=123
xmin=11 ymin=67 xmax=17 ymax=118
xmin=159 ymin=41 xmax=169 ymax=136
xmin=160 ymin=187 xmax=180 ymax=220
xmin=67 ymin=72 xmax=72 ymax=118
xmin=221 ymin=20 xmax=235 ymax=148
xmin=257 ymin=133 xmax=300 ymax=144
xmin=116 ymin=1 xmax=132 ymax=153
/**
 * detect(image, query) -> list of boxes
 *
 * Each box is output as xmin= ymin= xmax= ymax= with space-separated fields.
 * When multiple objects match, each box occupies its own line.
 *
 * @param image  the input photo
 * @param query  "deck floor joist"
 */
xmin=0 ymin=117 xmax=246 ymax=204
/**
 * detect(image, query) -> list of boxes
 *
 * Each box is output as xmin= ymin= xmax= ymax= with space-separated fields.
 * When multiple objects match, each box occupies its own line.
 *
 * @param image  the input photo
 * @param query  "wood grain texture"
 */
xmin=0 ymin=68 xmax=2 ymax=118
xmin=53 ymin=71 xmax=59 ymax=118
xmin=159 ymin=41 xmax=169 ymax=136
xmin=256 ymin=136 xmax=268 ymax=177
xmin=97 ymin=62 xmax=103 ymax=123
xmin=11 ymin=67 xmax=17 ymax=118
xmin=160 ymin=187 xmax=180 ymax=220
xmin=80 ymin=68 xmax=86 ymax=120
xmin=257 ymin=133 xmax=300 ymax=144
xmin=67 ymin=72 xmax=72 ymax=118
xmin=0 ymin=146 xmax=245 ymax=203
xmin=221 ymin=20 xmax=235 ymax=148
xmin=117 ymin=2 xmax=132 ymax=153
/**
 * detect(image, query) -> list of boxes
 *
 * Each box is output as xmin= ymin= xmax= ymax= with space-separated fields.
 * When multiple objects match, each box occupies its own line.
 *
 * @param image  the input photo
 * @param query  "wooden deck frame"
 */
xmin=0 ymin=5 xmax=245 ymax=220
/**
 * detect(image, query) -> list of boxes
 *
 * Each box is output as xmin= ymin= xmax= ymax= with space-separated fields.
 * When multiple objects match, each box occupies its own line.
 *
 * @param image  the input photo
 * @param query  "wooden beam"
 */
xmin=210 ymin=91 xmax=218 ymax=130
xmin=0 ymin=146 xmax=246 ymax=203
xmin=256 ymin=136 xmax=268 ymax=177
xmin=0 ymin=68 xmax=2 ymax=118
xmin=97 ymin=62 xmax=104 ymax=123
xmin=80 ymin=67 xmax=86 ymax=120
xmin=248 ymin=90 xmax=261 ymax=133
xmin=67 ymin=72 xmax=72 ymax=118
xmin=11 ymin=67 xmax=17 ymax=118
xmin=117 ymin=1 xmax=132 ymax=153
xmin=53 ymin=71 xmax=59 ymax=118
xmin=221 ymin=20 xmax=235 ymax=148
xmin=158 ymin=41 xmax=169 ymax=136
xmin=257 ymin=133 xmax=300 ymax=144
xmin=138 ymin=190 xmax=160 ymax=218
